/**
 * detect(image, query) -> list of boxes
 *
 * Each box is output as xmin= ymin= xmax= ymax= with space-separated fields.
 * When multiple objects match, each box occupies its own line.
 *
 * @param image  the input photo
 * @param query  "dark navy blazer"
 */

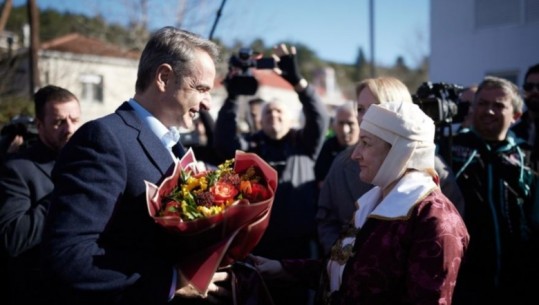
xmin=42 ymin=102 xmax=184 ymax=305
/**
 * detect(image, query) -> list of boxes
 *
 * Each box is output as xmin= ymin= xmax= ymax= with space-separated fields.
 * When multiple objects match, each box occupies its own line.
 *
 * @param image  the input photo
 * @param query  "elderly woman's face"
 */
xmin=351 ymin=129 xmax=391 ymax=184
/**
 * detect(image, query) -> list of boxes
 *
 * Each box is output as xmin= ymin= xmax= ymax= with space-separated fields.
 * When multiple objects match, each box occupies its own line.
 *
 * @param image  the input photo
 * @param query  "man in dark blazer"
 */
xmin=0 ymin=85 xmax=82 ymax=305
xmin=41 ymin=27 xmax=226 ymax=305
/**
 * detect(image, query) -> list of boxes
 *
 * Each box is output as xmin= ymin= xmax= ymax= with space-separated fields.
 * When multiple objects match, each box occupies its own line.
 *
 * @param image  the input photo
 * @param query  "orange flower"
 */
xmin=145 ymin=149 xmax=278 ymax=294
xmin=210 ymin=182 xmax=239 ymax=205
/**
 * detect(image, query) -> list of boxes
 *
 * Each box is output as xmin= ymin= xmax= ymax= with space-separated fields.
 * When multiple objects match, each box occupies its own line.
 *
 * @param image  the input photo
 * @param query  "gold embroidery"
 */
xmin=329 ymin=225 xmax=357 ymax=265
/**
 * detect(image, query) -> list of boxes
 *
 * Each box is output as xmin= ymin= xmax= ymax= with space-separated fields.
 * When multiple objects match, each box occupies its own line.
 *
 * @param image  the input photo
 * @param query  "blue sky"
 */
xmin=12 ymin=0 xmax=429 ymax=67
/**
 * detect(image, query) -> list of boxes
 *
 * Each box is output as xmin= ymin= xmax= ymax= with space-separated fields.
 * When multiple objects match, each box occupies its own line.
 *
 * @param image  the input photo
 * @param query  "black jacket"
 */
xmin=0 ymin=140 xmax=56 ymax=305
xmin=451 ymin=128 xmax=539 ymax=305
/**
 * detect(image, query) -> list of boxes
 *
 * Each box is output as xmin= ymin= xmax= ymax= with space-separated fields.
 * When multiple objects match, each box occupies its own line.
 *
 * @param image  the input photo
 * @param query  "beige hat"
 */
xmin=360 ymin=101 xmax=436 ymax=188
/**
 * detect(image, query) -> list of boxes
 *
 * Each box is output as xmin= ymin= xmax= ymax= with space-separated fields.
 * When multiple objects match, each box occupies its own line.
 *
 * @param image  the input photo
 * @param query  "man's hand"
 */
xmin=273 ymin=44 xmax=305 ymax=87
xmin=175 ymin=271 xmax=231 ymax=304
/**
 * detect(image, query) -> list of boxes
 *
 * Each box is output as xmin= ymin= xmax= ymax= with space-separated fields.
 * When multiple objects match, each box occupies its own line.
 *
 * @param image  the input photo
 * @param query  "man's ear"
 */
xmin=156 ymin=64 xmax=173 ymax=92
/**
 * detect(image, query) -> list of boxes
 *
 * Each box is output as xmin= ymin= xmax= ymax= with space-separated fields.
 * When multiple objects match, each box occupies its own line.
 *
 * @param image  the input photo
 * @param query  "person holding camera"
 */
xmin=450 ymin=76 xmax=539 ymax=305
xmin=214 ymin=43 xmax=329 ymax=305
xmin=0 ymin=85 xmax=82 ymax=305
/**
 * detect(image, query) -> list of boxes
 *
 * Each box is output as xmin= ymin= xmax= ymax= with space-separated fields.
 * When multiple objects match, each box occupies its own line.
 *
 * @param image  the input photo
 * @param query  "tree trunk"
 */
xmin=0 ymin=0 xmax=13 ymax=32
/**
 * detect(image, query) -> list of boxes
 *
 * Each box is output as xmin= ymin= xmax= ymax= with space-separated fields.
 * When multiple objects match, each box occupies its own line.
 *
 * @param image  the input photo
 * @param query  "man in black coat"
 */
xmin=0 ymin=85 xmax=82 ymax=305
xmin=215 ymin=44 xmax=330 ymax=305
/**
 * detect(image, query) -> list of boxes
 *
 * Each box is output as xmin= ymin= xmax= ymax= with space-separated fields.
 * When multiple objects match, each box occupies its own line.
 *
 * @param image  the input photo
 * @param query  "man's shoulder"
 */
xmin=4 ymin=140 xmax=52 ymax=161
xmin=333 ymin=145 xmax=355 ymax=164
xmin=78 ymin=104 xmax=134 ymax=135
xmin=3 ymin=151 xmax=34 ymax=167
xmin=322 ymin=135 xmax=340 ymax=147
xmin=2 ymin=146 xmax=49 ymax=175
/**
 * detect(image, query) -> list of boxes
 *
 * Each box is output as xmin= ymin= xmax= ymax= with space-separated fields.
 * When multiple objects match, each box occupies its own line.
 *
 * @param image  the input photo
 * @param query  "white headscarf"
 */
xmin=359 ymin=101 xmax=436 ymax=189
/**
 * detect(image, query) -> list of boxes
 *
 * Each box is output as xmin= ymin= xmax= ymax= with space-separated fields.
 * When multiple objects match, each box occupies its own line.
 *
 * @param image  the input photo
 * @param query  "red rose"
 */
xmin=210 ymin=182 xmax=239 ymax=205
xmin=244 ymin=182 xmax=270 ymax=202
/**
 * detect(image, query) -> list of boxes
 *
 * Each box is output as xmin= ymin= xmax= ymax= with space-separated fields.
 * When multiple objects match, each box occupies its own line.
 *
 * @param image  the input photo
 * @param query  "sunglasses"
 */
xmin=523 ymin=82 xmax=539 ymax=91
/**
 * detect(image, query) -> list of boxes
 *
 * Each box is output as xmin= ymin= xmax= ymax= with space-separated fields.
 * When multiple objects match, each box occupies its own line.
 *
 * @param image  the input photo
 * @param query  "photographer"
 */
xmin=214 ymin=43 xmax=329 ymax=305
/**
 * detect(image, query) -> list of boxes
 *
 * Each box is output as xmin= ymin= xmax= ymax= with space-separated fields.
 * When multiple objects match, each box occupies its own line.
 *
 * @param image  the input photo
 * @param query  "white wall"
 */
xmin=39 ymin=51 xmax=138 ymax=123
xmin=430 ymin=0 xmax=539 ymax=87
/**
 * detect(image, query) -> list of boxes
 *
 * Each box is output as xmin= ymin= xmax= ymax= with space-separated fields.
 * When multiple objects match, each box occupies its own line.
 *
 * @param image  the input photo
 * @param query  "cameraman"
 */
xmin=214 ymin=43 xmax=329 ymax=305
xmin=0 ymin=85 xmax=81 ymax=305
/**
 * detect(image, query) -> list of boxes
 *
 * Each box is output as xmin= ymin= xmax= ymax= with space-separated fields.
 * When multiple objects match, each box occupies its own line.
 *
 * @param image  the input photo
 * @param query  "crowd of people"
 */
xmin=0 ymin=26 xmax=537 ymax=305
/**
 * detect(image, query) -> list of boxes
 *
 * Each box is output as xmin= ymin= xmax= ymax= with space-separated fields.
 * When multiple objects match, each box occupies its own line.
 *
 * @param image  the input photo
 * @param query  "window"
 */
xmin=79 ymin=73 xmax=103 ymax=103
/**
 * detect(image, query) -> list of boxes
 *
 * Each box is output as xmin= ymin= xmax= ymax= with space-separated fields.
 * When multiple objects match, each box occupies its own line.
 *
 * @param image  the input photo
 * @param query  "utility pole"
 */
xmin=369 ymin=0 xmax=376 ymax=77
xmin=27 ymin=0 xmax=40 ymax=96
xmin=0 ymin=0 xmax=13 ymax=32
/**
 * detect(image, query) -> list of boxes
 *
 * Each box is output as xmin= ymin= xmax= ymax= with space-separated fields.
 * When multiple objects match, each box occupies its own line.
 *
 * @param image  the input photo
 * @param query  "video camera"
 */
xmin=412 ymin=82 xmax=469 ymax=166
xmin=226 ymin=47 xmax=276 ymax=95
xmin=412 ymin=82 xmax=467 ymax=125
xmin=0 ymin=115 xmax=38 ymax=154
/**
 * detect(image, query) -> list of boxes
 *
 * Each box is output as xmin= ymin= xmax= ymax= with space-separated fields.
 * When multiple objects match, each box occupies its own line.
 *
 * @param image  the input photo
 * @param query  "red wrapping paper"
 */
xmin=145 ymin=149 xmax=277 ymax=294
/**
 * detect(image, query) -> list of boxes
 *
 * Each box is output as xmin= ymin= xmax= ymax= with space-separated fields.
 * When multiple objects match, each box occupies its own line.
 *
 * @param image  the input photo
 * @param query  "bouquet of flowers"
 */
xmin=145 ymin=149 xmax=277 ymax=294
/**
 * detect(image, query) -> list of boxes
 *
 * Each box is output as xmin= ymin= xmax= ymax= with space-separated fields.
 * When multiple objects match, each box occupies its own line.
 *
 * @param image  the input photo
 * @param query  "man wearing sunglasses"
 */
xmin=512 ymin=63 xmax=539 ymax=172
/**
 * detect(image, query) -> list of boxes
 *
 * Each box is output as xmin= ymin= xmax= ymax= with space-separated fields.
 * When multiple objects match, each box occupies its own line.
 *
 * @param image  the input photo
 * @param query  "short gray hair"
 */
xmin=135 ymin=27 xmax=220 ymax=93
xmin=477 ymin=76 xmax=523 ymax=114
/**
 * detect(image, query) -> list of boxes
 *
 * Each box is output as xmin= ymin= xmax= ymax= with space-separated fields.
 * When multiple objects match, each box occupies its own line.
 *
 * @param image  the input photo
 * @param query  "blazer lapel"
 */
xmin=116 ymin=102 xmax=174 ymax=176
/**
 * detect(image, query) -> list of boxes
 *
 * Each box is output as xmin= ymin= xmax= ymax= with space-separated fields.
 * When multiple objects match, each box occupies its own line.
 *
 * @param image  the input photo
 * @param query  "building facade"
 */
xmin=430 ymin=0 xmax=539 ymax=87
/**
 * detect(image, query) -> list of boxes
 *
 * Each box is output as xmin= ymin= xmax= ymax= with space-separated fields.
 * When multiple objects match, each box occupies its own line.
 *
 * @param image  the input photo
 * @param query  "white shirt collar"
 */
xmin=355 ymin=171 xmax=437 ymax=225
xmin=128 ymin=99 xmax=181 ymax=150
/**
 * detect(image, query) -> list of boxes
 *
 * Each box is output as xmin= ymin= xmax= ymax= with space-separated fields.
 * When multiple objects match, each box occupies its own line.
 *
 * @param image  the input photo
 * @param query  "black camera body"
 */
xmin=412 ymin=82 xmax=467 ymax=125
xmin=0 ymin=115 xmax=38 ymax=155
xmin=227 ymin=47 xmax=276 ymax=96
xmin=412 ymin=82 xmax=468 ymax=165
